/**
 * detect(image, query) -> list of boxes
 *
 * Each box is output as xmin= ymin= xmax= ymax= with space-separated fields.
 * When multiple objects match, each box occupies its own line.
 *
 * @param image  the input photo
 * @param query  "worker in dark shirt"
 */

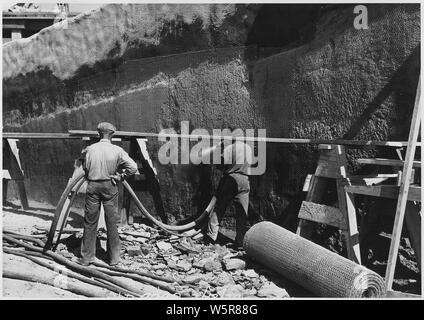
xmin=199 ymin=131 xmax=253 ymax=248
xmin=80 ymin=122 xmax=137 ymax=266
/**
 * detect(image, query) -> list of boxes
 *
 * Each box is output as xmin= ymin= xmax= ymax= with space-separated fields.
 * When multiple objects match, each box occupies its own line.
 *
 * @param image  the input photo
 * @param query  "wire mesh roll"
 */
xmin=243 ymin=221 xmax=386 ymax=298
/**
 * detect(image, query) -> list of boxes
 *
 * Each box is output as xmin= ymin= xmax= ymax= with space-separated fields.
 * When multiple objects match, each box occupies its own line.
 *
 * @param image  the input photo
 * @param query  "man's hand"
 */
xmin=110 ymin=173 xmax=123 ymax=186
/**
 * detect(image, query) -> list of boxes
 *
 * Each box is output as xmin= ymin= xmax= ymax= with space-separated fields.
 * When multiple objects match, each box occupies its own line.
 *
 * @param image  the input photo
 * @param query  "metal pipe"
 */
xmin=3 ymin=130 xmax=419 ymax=147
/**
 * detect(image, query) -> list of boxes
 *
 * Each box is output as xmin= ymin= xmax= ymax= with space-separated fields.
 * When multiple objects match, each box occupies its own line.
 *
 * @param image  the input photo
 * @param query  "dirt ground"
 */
xmin=2 ymin=199 xmax=173 ymax=298
xmin=2 ymin=198 xmax=304 ymax=298
xmin=2 ymin=197 xmax=420 ymax=298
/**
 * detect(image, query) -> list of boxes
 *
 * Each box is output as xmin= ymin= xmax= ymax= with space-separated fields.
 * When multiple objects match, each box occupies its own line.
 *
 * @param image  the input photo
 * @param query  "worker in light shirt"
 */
xmin=199 ymin=129 xmax=253 ymax=248
xmin=79 ymin=122 xmax=137 ymax=266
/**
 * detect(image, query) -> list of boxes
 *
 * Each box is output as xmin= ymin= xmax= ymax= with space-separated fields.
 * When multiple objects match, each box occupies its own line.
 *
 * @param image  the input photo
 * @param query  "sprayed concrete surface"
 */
xmin=3 ymin=4 xmax=420 ymax=230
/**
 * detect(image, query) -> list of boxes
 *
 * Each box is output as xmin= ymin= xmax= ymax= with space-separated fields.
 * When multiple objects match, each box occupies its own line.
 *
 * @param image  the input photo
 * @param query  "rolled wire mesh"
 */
xmin=243 ymin=221 xmax=386 ymax=298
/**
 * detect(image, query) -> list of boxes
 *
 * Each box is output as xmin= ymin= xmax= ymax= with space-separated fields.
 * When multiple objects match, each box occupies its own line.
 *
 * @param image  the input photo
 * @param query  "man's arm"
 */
xmin=198 ymin=140 xmax=224 ymax=160
xmin=117 ymin=150 xmax=138 ymax=180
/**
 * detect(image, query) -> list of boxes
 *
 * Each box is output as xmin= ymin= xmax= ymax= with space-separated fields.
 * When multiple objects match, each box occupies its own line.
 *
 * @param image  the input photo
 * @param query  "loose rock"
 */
xmin=257 ymin=284 xmax=289 ymax=298
xmin=126 ymin=245 xmax=141 ymax=257
xmin=213 ymin=272 xmax=235 ymax=286
xmin=204 ymin=259 xmax=222 ymax=272
xmin=223 ymin=258 xmax=246 ymax=271
xmin=156 ymin=241 xmax=173 ymax=251
xmin=243 ymin=269 xmax=259 ymax=278
xmin=217 ymin=285 xmax=244 ymax=298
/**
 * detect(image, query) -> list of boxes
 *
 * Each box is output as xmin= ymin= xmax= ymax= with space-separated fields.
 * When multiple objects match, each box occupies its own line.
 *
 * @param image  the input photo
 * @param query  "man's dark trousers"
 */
xmin=81 ymin=180 xmax=120 ymax=265
xmin=206 ymin=173 xmax=250 ymax=246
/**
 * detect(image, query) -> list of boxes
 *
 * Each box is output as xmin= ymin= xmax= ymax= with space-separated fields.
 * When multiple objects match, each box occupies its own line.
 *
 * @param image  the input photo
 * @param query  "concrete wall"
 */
xmin=3 ymin=4 xmax=420 ymax=227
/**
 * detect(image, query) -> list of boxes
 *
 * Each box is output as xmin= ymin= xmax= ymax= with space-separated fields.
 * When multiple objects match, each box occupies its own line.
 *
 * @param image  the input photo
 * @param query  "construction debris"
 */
xmin=2 ymin=219 xmax=294 ymax=298
xmin=223 ymin=258 xmax=246 ymax=271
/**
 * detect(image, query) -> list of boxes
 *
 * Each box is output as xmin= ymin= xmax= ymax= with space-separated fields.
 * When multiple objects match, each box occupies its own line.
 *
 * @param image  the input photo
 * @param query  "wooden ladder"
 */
xmin=296 ymin=143 xmax=361 ymax=264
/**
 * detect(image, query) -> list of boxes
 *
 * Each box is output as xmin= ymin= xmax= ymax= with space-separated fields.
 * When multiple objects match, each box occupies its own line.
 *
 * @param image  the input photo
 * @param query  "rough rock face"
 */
xmin=3 ymin=4 xmax=420 ymax=227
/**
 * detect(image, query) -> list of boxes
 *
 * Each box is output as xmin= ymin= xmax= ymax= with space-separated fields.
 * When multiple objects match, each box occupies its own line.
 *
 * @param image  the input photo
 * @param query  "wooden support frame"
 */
xmin=297 ymin=144 xmax=361 ymax=264
xmin=119 ymin=138 xmax=163 ymax=226
xmin=345 ymin=185 xmax=421 ymax=202
xmin=384 ymin=76 xmax=422 ymax=292
xmin=357 ymin=158 xmax=421 ymax=168
xmin=2 ymin=138 xmax=29 ymax=209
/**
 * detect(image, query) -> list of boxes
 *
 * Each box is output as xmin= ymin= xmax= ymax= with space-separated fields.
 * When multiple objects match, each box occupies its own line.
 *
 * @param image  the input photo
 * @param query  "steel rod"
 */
xmin=2 ymin=130 xmax=420 ymax=147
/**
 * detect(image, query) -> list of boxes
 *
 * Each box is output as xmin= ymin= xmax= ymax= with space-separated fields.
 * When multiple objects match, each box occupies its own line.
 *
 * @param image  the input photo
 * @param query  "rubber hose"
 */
xmin=47 ymin=172 xmax=214 ymax=250
xmin=45 ymin=173 xmax=86 ymax=250
xmin=53 ymin=178 xmax=86 ymax=250
xmin=122 ymin=179 xmax=215 ymax=231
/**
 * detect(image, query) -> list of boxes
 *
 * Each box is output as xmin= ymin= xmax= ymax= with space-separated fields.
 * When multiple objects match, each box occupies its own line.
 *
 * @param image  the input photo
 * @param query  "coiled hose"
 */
xmin=45 ymin=172 xmax=215 ymax=250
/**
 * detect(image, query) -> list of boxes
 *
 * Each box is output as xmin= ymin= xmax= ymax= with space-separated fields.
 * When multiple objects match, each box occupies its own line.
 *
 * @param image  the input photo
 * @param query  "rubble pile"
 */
xmin=54 ymin=223 xmax=290 ymax=298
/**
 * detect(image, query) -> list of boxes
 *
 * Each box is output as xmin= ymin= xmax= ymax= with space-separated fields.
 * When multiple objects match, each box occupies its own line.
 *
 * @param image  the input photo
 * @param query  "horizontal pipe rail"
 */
xmin=2 ymin=130 xmax=420 ymax=147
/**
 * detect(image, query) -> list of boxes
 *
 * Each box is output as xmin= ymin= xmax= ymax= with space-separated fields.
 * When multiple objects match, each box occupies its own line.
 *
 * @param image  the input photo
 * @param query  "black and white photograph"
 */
xmin=1 ymin=0 xmax=422 ymax=306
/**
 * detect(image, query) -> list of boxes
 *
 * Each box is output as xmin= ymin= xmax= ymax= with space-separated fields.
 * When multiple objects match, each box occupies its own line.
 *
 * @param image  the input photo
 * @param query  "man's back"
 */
xmin=84 ymin=139 xmax=137 ymax=181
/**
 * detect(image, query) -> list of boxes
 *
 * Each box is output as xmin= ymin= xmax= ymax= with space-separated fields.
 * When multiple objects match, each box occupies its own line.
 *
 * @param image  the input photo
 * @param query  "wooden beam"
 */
xmin=302 ymin=174 xmax=313 ymax=192
xmin=3 ymin=139 xmax=29 ymax=209
xmin=346 ymin=174 xmax=399 ymax=186
xmin=404 ymin=202 xmax=421 ymax=269
xmin=357 ymin=158 xmax=421 ymax=168
xmin=333 ymin=145 xmax=361 ymax=263
xmin=296 ymin=175 xmax=330 ymax=238
xmin=3 ymin=23 xmax=26 ymax=29
xmin=69 ymin=130 xmax=421 ymax=147
xmin=385 ymin=76 xmax=422 ymax=291
xmin=2 ymin=133 xmax=78 ymax=139
xmin=298 ymin=201 xmax=347 ymax=229
xmin=345 ymin=185 xmax=421 ymax=202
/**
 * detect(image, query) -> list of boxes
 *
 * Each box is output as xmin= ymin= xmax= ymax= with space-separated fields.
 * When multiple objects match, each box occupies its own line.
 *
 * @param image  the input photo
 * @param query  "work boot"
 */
xmin=109 ymin=258 xmax=121 ymax=267
xmin=77 ymin=258 xmax=94 ymax=266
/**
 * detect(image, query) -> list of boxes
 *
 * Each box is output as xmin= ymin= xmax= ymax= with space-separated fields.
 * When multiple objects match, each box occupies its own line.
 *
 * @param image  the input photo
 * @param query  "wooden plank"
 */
xmin=385 ymin=76 xmax=422 ymax=291
xmin=2 ymin=23 xmax=26 ymax=30
xmin=3 ymin=133 xmax=78 ymax=139
xmin=302 ymin=174 xmax=313 ymax=192
xmin=346 ymin=175 xmax=398 ymax=186
xmin=298 ymin=201 xmax=347 ymax=229
xmin=67 ymin=130 xmax=422 ymax=147
xmin=136 ymin=138 xmax=157 ymax=175
xmin=357 ymin=158 xmax=421 ymax=168
xmin=318 ymin=144 xmax=333 ymax=150
xmin=16 ymin=181 xmax=29 ymax=210
xmin=4 ymin=139 xmax=29 ymax=209
xmin=341 ymin=181 xmax=361 ymax=264
xmin=345 ymin=185 xmax=421 ymax=202
xmin=404 ymin=202 xmax=421 ymax=269
xmin=7 ymin=139 xmax=25 ymax=180
xmin=333 ymin=145 xmax=361 ymax=263
xmin=2 ymin=170 xmax=12 ymax=180
xmin=315 ymin=162 xmax=340 ymax=178
xmin=296 ymin=175 xmax=330 ymax=237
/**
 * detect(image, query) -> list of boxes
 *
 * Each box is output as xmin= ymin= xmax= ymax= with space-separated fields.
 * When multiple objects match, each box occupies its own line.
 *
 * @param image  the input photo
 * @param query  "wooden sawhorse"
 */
xmin=2 ymin=138 xmax=29 ymax=209
xmin=297 ymin=144 xmax=361 ymax=263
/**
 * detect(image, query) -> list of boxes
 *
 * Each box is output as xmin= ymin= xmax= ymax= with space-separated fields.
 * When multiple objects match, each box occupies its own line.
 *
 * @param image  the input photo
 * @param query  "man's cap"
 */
xmin=97 ymin=122 xmax=116 ymax=133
